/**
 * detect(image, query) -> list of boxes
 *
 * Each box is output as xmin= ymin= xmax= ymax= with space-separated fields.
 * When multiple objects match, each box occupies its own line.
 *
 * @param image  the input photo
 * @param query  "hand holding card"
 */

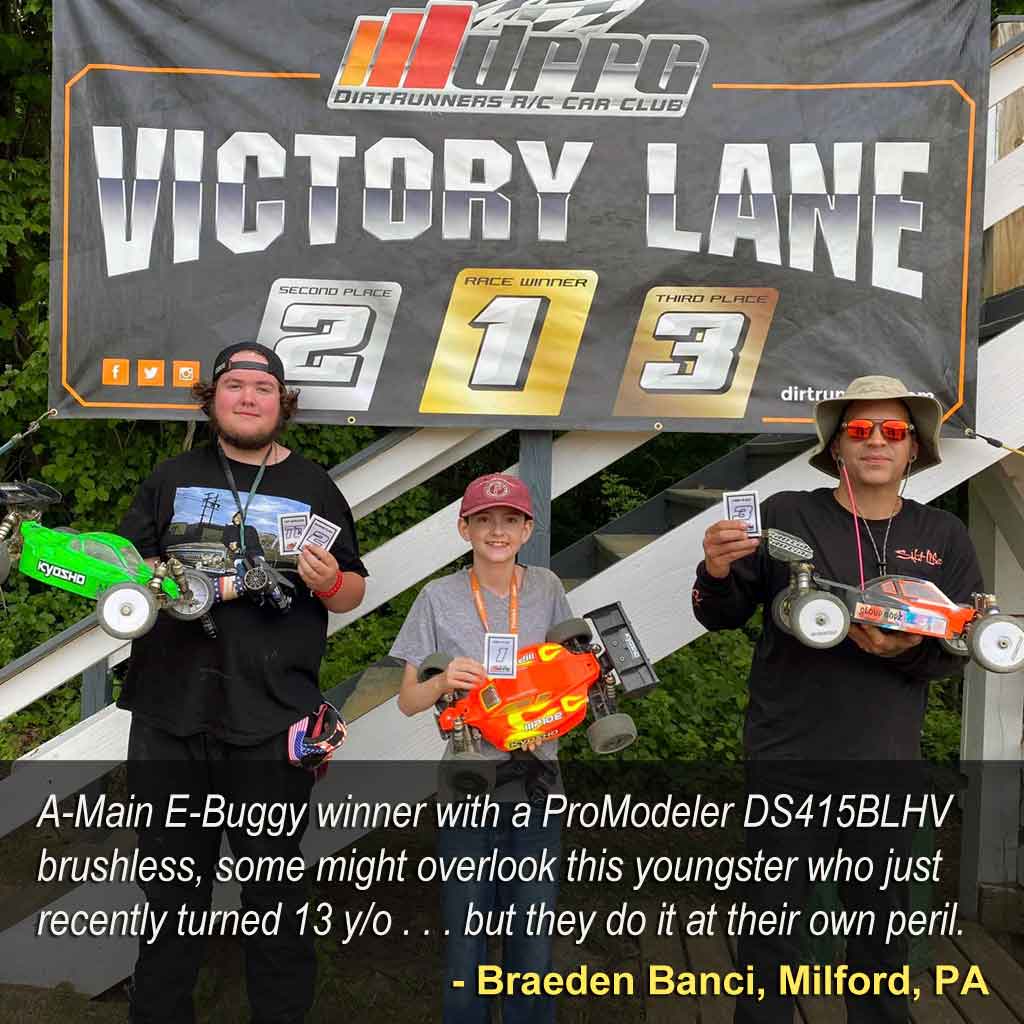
xmin=723 ymin=490 xmax=762 ymax=537
xmin=298 ymin=514 xmax=342 ymax=552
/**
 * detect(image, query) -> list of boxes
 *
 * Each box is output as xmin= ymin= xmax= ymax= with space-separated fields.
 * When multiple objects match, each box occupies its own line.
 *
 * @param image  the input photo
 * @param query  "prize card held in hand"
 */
xmin=485 ymin=633 xmax=518 ymax=678
xmin=723 ymin=490 xmax=761 ymax=537
xmin=298 ymin=514 xmax=342 ymax=552
xmin=277 ymin=513 xmax=309 ymax=555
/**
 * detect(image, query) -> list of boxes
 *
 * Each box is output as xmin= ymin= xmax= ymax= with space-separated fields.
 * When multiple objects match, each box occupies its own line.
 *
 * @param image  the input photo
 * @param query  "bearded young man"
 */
xmin=117 ymin=342 xmax=367 ymax=1024
xmin=692 ymin=376 xmax=984 ymax=1024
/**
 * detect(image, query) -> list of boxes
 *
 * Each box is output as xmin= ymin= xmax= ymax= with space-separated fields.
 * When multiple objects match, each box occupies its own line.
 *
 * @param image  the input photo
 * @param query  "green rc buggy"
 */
xmin=0 ymin=480 xmax=214 ymax=640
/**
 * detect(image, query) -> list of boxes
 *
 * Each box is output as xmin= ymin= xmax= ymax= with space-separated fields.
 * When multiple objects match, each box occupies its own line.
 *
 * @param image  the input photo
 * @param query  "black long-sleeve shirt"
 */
xmin=691 ymin=489 xmax=984 ymax=760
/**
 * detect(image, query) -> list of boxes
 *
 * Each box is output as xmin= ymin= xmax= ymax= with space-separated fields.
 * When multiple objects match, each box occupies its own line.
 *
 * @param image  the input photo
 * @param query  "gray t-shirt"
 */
xmin=390 ymin=565 xmax=574 ymax=771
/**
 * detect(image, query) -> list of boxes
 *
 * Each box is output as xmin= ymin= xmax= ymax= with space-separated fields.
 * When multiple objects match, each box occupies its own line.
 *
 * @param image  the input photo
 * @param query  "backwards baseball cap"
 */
xmin=459 ymin=473 xmax=534 ymax=519
xmin=212 ymin=342 xmax=286 ymax=385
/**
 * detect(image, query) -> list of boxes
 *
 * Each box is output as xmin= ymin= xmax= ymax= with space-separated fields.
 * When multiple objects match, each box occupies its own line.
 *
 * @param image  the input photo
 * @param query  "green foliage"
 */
xmin=921 ymin=676 xmax=964 ymax=764
xmin=994 ymin=1 xmax=1024 ymax=17
xmin=598 ymin=471 xmax=647 ymax=520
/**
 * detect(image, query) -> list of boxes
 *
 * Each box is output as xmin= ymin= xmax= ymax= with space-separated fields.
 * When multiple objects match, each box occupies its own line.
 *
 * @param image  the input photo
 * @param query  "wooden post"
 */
xmin=959 ymin=462 xmax=1024 ymax=919
xmin=986 ymin=21 xmax=1024 ymax=299
xmin=518 ymin=430 xmax=553 ymax=568
xmin=80 ymin=660 xmax=112 ymax=720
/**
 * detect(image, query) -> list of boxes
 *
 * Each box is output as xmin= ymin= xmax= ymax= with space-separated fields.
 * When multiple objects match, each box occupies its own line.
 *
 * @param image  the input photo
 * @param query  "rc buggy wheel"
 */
xmin=771 ymin=590 xmax=794 ymax=636
xmin=438 ymin=752 xmax=496 ymax=800
xmin=587 ymin=712 xmax=638 ymax=754
xmin=545 ymin=618 xmax=592 ymax=649
xmin=970 ymin=615 xmax=1024 ymax=673
xmin=97 ymin=583 xmax=159 ymax=640
xmin=165 ymin=568 xmax=216 ymax=621
xmin=0 ymin=542 xmax=10 ymax=587
xmin=242 ymin=565 xmax=269 ymax=593
xmin=789 ymin=591 xmax=850 ymax=650
xmin=939 ymin=634 xmax=970 ymax=657
xmin=418 ymin=653 xmax=452 ymax=684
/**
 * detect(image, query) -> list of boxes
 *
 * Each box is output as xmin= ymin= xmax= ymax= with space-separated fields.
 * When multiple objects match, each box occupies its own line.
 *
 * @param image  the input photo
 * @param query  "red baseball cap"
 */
xmin=459 ymin=473 xmax=534 ymax=519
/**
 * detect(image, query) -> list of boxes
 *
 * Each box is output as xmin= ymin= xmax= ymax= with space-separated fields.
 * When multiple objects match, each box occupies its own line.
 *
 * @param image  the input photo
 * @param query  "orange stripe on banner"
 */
xmin=368 ymin=12 xmax=423 ymax=88
xmin=762 ymin=417 xmax=814 ymax=424
xmin=404 ymin=3 xmax=473 ymax=89
xmin=715 ymin=80 xmax=977 ymax=424
xmin=72 ymin=63 xmax=318 ymax=79
xmin=61 ymin=65 xmax=316 ymax=410
xmin=713 ymin=80 xmax=962 ymax=91
xmin=340 ymin=20 xmax=384 ymax=86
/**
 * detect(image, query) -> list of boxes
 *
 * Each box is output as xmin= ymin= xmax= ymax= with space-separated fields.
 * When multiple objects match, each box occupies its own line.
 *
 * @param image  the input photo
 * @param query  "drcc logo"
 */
xmin=328 ymin=0 xmax=708 ymax=116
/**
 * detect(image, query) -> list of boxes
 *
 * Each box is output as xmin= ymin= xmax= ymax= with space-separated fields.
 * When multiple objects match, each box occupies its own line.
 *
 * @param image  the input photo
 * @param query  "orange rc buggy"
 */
xmin=418 ymin=602 xmax=657 ymax=788
xmin=766 ymin=528 xmax=1024 ymax=673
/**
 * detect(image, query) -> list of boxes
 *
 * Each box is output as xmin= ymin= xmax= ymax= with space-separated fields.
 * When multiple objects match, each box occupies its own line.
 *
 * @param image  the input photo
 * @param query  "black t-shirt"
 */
xmin=117 ymin=444 xmax=368 ymax=745
xmin=691 ymin=488 xmax=984 ymax=760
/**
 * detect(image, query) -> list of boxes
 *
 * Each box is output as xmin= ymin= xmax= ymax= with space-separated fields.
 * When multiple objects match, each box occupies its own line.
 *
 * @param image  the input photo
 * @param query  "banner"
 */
xmin=51 ymin=0 xmax=988 ymax=431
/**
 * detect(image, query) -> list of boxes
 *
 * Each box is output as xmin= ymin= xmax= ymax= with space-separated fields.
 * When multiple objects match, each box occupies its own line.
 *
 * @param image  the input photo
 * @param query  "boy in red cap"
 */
xmin=391 ymin=472 xmax=572 ymax=1024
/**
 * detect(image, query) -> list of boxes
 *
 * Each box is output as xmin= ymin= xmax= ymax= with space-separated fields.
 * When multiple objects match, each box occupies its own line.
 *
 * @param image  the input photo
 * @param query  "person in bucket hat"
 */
xmin=690 ymin=375 xmax=984 ymax=1024
xmin=808 ymin=375 xmax=943 ymax=478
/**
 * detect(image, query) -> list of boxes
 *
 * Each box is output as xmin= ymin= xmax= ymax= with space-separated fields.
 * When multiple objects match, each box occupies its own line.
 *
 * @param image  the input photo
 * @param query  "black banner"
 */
xmin=51 ymin=0 xmax=988 ymax=431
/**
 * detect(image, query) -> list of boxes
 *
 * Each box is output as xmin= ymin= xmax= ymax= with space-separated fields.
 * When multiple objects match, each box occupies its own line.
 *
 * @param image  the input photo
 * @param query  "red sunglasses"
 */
xmin=840 ymin=418 xmax=915 ymax=442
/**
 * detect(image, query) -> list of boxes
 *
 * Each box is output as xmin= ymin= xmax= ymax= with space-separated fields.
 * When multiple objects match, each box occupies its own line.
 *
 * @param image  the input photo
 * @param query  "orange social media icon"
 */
xmin=173 ymin=361 xmax=200 ymax=388
xmin=102 ymin=358 xmax=130 ymax=386
xmin=138 ymin=360 xmax=165 ymax=387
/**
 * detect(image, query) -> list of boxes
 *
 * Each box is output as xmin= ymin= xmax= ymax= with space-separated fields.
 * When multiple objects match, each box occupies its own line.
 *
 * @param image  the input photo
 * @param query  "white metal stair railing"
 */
xmin=0 ymin=427 xmax=656 ymax=842
xmin=0 ymin=425 xmax=507 ymax=724
xmin=12 ymin=429 xmax=655 ymax=763
xmin=1 ymin=321 xmax=1021 ymax=995
xmin=338 ymin=426 xmax=506 ymax=521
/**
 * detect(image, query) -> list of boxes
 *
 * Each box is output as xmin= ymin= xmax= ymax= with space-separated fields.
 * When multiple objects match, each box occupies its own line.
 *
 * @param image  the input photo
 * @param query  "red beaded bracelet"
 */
xmin=314 ymin=570 xmax=344 ymax=600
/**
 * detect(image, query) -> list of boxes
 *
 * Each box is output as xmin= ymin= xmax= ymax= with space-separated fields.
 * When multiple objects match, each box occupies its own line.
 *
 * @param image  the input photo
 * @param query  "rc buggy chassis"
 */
xmin=0 ymin=480 xmax=215 ymax=640
xmin=765 ymin=528 xmax=1024 ymax=674
xmin=419 ymin=602 xmax=658 ymax=796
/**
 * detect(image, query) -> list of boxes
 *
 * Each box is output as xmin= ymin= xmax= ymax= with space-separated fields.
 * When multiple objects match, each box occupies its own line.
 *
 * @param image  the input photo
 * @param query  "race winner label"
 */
xmin=420 ymin=269 xmax=597 ymax=416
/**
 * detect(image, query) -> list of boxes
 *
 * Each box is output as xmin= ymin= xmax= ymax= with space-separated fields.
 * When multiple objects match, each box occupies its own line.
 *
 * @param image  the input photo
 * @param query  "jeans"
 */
xmin=438 ymin=804 xmax=561 ymax=1024
xmin=126 ymin=717 xmax=315 ymax=1024
xmin=734 ymin=772 xmax=916 ymax=1024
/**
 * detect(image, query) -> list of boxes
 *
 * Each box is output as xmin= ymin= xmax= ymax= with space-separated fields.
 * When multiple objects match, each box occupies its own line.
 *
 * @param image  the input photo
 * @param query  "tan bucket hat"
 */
xmin=809 ymin=375 xmax=943 ymax=478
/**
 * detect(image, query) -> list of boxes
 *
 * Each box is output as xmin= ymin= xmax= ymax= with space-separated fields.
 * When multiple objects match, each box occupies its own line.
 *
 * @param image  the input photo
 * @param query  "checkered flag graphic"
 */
xmin=472 ymin=0 xmax=647 ymax=35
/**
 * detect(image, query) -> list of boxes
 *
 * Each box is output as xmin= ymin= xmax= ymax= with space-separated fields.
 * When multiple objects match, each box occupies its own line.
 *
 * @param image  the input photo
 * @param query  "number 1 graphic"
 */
xmin=468 ymin=295 xmax=548 ymax=390
xmin=420 ymin=269 xmax=597 ymax=416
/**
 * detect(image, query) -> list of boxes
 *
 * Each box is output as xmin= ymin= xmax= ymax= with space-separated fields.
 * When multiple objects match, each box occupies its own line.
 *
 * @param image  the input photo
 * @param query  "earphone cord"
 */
xmin=840 ymin=460 xmax=909 ymax=586
xmin=840 ymin=462 xmax=867 ymax=590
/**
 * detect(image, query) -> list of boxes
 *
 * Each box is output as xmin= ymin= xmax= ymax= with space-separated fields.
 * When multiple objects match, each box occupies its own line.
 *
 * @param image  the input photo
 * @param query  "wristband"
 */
xmin=314 ymin=570 xmax=344 ymax=600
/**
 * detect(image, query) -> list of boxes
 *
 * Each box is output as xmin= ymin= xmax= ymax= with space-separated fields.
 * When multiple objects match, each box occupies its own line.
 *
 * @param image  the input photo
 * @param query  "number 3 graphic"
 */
xmin=614 ymin=287 xmax=778 ymax=419
xmin=640 ymin=312 xmax=747 ymax=393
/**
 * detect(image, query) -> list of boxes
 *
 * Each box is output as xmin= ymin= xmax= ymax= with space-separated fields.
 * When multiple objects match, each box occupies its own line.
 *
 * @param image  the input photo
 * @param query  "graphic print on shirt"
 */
xmin=164 ymin=486 xmax=310 ymax=571
xmin=894 ymin=547 xmax=944 ymax=567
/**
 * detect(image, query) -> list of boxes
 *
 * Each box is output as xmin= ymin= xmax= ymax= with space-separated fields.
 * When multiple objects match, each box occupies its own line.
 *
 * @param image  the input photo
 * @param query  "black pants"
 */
xmin=733 ymin=776 xmax=916 ymax=1024
xmin=126 ymin=717 xmax=315 ymax=1024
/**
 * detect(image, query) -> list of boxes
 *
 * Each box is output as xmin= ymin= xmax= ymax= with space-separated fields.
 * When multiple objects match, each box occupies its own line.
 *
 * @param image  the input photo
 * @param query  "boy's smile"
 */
xmin=459 ymin=507 xmax=534 ymax=568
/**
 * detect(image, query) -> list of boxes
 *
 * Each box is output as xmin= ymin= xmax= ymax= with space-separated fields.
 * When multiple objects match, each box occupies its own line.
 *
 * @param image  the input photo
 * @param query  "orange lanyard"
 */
xmin=470 ymin=569 xmax=519 ymax=635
